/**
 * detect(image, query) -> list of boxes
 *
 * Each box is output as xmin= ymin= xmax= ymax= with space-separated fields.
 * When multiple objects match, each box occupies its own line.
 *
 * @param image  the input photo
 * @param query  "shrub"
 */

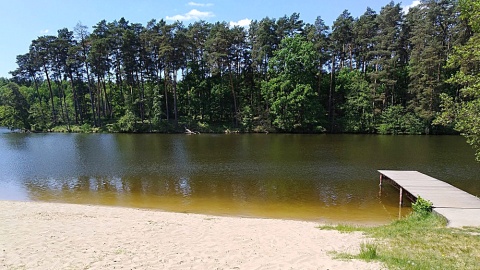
xmin=412 ymin=196 xmax=433 ymax=216
xmin=116 ymin=110 xmax=137 ymax=132
xmin=80 ymin=123 xmax=92 ymax=133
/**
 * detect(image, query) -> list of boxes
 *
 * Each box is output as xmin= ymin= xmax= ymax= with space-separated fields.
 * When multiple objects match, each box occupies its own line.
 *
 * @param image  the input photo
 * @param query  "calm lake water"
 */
xmin=1 ymin=127 xmax=479 ymax=224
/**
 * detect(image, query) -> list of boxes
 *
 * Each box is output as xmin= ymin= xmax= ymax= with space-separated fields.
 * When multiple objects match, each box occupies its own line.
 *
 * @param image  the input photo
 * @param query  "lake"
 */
xmin=1 ymin=127 xmax=479 ymax=225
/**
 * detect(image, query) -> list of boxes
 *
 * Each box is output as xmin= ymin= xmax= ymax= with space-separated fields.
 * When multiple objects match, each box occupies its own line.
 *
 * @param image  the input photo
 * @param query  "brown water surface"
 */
xmin=1 ymin=128 xmax=479 ymax=224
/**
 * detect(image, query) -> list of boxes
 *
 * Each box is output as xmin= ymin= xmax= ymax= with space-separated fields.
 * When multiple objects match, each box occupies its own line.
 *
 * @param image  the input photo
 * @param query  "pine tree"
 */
xmin=408 ymin=0 xmax=462 ymax=129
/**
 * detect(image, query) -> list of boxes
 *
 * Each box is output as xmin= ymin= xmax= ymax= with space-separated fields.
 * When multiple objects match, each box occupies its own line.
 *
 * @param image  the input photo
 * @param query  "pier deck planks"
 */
xmin=378 ymin=170 xmax=480 ymax=227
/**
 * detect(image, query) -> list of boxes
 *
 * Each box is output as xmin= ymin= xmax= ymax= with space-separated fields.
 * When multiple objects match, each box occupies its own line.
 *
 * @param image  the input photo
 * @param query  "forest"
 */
xmin=0 ymin=0 xmax=478 ymax=143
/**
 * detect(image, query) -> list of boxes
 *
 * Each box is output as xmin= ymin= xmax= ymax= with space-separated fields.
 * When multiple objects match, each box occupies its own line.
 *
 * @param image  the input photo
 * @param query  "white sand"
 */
xmin=0 ymin=200 xmax=383 ymax=269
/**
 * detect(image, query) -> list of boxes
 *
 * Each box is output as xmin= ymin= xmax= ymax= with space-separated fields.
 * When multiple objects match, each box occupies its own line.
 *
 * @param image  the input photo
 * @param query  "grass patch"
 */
xmin=318 ymin=223 xmax=363 ymax=233
xmin=325 ymin=212 xmax=480 ymax=269
xmin=329 ymin=250 xmax=355 ymax=260
xmin=358 ymin=242 xmax=378 ymax=261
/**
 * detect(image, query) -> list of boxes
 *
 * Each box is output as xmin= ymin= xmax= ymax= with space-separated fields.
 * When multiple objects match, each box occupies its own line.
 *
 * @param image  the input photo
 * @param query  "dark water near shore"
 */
xmin=1 ymin=127 xmax=479 ymax=224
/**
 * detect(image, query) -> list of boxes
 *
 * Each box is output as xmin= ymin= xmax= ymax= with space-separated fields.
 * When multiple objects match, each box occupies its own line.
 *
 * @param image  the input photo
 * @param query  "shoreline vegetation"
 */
xmin=0 ymin=0 xmax=471 ymax=137
xmin=322 ymin=213 xmax=480 ymax=270
xmin=321 ymin=198 xmax=480 ymax=270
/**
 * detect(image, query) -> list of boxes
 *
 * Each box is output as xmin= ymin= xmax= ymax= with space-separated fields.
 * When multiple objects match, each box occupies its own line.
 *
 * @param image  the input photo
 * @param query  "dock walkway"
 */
xmin=378 ymin=170 xmax=480 ymax=227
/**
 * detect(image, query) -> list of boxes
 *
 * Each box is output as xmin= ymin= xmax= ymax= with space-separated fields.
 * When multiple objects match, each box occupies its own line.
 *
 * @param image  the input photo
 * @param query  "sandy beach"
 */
xmin=0 ymin=200 xmax=383 ymax=269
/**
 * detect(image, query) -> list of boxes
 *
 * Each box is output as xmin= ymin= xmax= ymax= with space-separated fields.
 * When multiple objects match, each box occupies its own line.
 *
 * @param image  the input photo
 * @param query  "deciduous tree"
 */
xmin=436 ymin=0 xmax=480 ymax=160
xmin=262 ymin=36 xmax=325 ymax=132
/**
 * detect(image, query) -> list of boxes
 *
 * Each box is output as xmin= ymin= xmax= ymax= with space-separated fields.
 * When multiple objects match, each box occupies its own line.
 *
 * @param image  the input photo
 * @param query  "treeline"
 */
xmin=0 ymin=0 xmax=473 ymax=134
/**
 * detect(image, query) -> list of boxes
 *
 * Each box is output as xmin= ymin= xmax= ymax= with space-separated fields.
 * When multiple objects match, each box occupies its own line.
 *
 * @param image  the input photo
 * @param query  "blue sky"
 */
xmin=0 ymin=0 xmax=420 ymax=78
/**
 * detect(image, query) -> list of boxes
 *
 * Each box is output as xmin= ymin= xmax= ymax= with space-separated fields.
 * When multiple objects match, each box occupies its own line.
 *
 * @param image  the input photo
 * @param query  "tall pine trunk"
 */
xmin=68 ymin=72 xmax=80 ymax=124
xmin=229 ymin=69 xmax=238 ymax=127
xmin=164 ymin=69 xmax=170 ymax=121
xmin=42 ymin=64 xmax=56 ymax=124
xmin=173 ymin=69 xmax=178 ymax=126
xmin=32 ymin=75 xmax=47 ymax=126
xmin=328 ymin=54 xmax=335 ymax=132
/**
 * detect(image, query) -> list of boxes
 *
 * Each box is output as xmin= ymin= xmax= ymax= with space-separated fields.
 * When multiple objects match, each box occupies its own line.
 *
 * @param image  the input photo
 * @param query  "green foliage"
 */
xmin=262 ymin=36 xmax=326 ymax=132
xmin=151 ymin=86 xmax=164 ymax=129
xmin=265 ymin=81 xmax=323 ymax=131
xmin=435 ymin=1 xmax=480 ymax=160
xmin=336 ymin=69 xmax=375 ymax=133
xmin=6 ymin=3 xmax=471 ymax=136
xmin=459 ymin=0 xmax=480 ymax=32
xmin=412 ymin=196 xmax=433 ymax=216
xmin=115 ymin=110 xmax=137 ymax=132
xmin=377 ymin=105 xmax=424 ymax=134
xmin=369 ymin=2 xmax=404 ymax=111
xmin=239 ymin=105 xmax=253 ymax=132
xmin=0 ymin=106 xmax=15 ymax=128
xmin=378 ymin=109 xmax=424 ymax=135
xmin=436 ymin=93 xmax=480 ymax=160
xmin=407 ymin=0 xmax=461 ymax=124
xmin=28 ymin=102 xmax=48 ymax=131
xmin=80 ymin=123 xmax=93 ymax=133
xmin=0 ymin=82 xmax=31 ymax=130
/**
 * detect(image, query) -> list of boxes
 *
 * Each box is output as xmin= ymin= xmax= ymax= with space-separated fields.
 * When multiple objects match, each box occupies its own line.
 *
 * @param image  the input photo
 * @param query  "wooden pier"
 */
xmin=378 ymin=170 xmax=480 ymax=227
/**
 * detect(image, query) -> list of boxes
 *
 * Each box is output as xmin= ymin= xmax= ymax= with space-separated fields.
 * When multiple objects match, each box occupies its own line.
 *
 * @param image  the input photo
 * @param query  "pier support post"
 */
xmin=378 ymin=174 xmax=383 ymax=196
xmin=399 ymin=187 xmax=403 ymax=207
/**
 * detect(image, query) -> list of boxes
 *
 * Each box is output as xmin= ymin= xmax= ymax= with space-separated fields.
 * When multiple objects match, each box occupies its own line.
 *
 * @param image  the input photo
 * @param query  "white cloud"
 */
xmin=40 ymin=29 xmax=49 ymax=34
xmin=403 ymin=0 xmax=421 ymax=13
xmin=188 ymin=2 xmax=213 ymax=7
xmin=229 ymin=18 xmax=252 ymax=28
xmin=166 ymin=9 xmax=214 ymax=21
